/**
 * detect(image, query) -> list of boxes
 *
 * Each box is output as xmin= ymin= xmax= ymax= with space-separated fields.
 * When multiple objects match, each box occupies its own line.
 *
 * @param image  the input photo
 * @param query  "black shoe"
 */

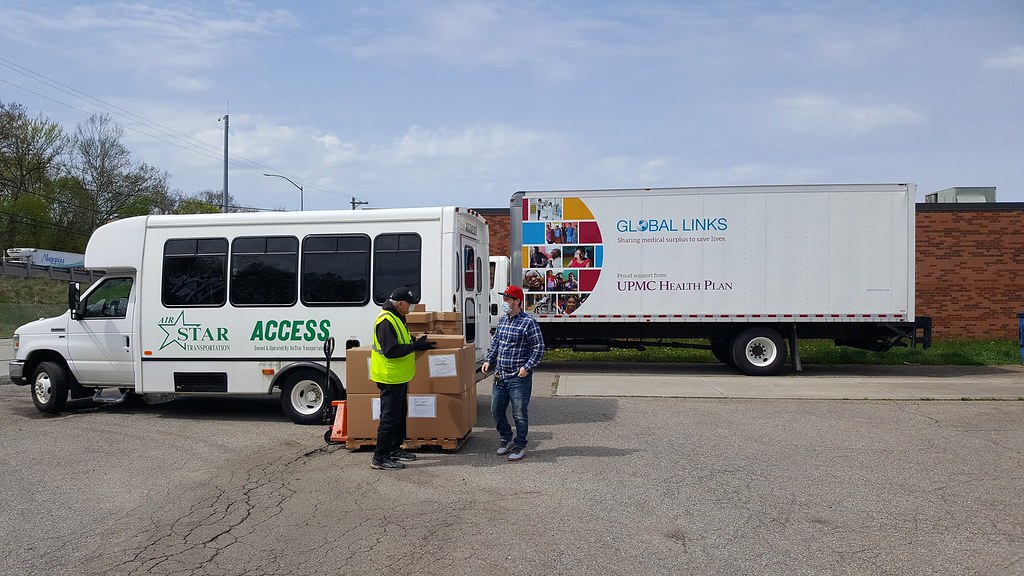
xmin=371 ymin=458 xmax=406 ymax=470
xmin=390 ymin=449 xmax=417 ymax=461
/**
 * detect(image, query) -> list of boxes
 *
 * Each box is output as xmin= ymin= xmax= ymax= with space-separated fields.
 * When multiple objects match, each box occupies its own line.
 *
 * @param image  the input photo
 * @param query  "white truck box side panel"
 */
xmin=516 ymin=185 xmax=913 ymax=321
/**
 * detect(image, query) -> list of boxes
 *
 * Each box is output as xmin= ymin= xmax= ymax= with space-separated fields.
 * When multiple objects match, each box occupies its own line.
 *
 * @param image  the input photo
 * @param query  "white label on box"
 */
xmin=371 ymin=397 xmax=380 ymax=421
xmin=428 ymin=353 xmax=458 ymax=378
xmin=408 ymin=395 xmax=437 ymax=418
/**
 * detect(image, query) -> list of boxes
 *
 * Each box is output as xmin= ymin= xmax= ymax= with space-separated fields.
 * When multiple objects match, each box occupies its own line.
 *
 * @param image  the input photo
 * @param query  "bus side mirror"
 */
xmin=68 ymin=282 xmax=81 ymax=320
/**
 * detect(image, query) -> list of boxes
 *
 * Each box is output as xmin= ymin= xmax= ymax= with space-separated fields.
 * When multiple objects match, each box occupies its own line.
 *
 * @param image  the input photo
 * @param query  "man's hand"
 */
xmin=412 ymin=334 xmax=437 ymax=351
xmin=517 ymin=367 xmax=528 ymax=378
xmin=481 ymin=361 xmax=490 ymax=375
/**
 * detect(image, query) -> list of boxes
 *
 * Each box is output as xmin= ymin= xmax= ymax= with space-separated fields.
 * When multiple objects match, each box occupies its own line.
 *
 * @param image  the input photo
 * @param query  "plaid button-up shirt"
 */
xmin=486 ymin=310 xmax=545 ymax=379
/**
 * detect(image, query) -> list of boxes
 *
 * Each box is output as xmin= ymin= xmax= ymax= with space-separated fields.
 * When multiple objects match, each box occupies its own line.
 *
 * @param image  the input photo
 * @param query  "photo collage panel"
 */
xmin=521 ymin=196 xmax=604 ymax=316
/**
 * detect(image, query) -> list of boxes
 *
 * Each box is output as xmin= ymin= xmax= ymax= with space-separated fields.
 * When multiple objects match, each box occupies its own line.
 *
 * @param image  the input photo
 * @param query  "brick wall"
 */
xmin=479 ymin=204 xmax=1024 ymax=341
xmin=916 ymin=205 xmax=1024 ymax=340
xmin=477 ymin=208 xmax=510 ymax=260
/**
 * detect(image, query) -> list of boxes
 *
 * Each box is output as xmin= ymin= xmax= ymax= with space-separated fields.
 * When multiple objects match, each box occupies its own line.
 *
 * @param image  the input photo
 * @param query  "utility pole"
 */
xmin=351 ymin=197 xmax=368 ymax=210
xmin=221 ymin=114 xmax=229 ymax=212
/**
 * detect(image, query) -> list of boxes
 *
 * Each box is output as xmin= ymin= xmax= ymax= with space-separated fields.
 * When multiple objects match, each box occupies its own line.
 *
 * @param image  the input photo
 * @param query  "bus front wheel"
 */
xmin=32 ymin=361 xmax=70 ymax=414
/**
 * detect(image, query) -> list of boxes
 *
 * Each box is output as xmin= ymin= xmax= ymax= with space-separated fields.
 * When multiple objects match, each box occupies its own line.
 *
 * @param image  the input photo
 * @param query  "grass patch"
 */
xmin=544 ymin=339 xmax=1021 ymax=366
xmin=0 ymin=276 xmax=91 ymax=337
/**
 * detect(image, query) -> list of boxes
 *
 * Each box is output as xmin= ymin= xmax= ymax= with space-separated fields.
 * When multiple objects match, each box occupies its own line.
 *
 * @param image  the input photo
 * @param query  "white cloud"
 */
xmin=323 ymin=2 xmax=621 ymax=79
xmin=1 ymin=3 xmax=298 ymax=91
xmin=391 ymin=124 xmax=547 ymax=162
xmin=773 ymin=95 xmax=926 ymax=138
xmin=983 ymin=46 xmax=1024 ymax=70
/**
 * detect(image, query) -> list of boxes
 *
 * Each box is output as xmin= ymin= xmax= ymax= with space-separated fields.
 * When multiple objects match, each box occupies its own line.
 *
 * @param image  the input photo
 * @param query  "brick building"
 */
xmin=476 ymin=204 xmax=1024 ymax=341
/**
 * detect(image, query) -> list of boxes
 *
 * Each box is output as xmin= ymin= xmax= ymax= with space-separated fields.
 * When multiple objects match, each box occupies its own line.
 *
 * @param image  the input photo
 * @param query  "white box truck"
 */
xmin=9 ymin=207 xmax=490 ymax=423
xmin=4 ymin=247 xmax=86 ymax=268
xmin=496 ymin=183 xmax=931 ymax=375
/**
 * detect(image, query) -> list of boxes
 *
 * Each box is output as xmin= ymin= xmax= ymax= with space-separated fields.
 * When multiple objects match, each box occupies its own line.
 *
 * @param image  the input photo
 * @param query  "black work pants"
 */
xmin=373 ymin=382 xmax=408 ymax=462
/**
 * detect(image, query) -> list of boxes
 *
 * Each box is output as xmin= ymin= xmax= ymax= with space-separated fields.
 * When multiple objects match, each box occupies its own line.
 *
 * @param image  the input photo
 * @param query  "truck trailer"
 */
xmin=499 ymin=183 xmax=931 ymax=375
xmin=9 ymin=207 xmax=490 ymax=423
xmin=4 ymin=247 xmax=85 ymax=268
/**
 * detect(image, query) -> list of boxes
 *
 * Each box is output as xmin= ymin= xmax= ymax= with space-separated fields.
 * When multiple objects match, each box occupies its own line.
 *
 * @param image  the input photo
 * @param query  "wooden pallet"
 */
xmin=346 ymin=431 xmax=471 ymax=453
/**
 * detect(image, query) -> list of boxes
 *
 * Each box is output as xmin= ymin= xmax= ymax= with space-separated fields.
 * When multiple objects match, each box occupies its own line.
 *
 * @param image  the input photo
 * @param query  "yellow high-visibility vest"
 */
xmin=369 ymin=310 xmax=415 ymax=384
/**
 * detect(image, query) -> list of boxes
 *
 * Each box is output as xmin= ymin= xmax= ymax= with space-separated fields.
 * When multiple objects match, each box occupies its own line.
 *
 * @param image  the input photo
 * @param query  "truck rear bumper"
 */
xmin=8 ymin=361 xmax=26 ymax=383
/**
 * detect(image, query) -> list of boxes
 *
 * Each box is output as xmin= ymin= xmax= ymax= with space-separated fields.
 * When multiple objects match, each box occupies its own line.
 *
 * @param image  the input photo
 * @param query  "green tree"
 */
xmin=0 ymin=100 xmax=70 ymax=249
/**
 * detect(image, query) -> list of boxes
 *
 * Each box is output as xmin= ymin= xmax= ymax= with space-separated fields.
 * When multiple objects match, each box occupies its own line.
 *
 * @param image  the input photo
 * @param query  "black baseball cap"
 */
xmin=389 ymin=287 xmax=419 ymax=304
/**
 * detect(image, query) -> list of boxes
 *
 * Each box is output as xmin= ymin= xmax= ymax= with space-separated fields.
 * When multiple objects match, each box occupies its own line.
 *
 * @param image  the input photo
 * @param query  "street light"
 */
xmin=263 ymin=173 xmax=304 ymax=211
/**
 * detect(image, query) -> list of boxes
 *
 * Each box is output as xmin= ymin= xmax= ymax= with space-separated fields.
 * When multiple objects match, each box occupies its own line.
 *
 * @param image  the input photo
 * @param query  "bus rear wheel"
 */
xmin=280 ymin=370 xmax=333 ymax=425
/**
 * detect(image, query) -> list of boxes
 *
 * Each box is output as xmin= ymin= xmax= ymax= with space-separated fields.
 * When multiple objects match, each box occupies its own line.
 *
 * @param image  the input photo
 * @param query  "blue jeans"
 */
xmin=491 ymin=373 xmax=533 ymax=448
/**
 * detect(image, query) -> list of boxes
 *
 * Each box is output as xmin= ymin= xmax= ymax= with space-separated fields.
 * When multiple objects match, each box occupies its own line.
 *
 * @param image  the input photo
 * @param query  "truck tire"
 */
xmin=730 ymin=328 xmax=787 ymax=376
xmin=280 ymin=370 xmax=334 ymax=425
xmin=710 ymin=338 xmax=734 ymax=366
xmin=31 ymin=361 xmax=70 ymax=413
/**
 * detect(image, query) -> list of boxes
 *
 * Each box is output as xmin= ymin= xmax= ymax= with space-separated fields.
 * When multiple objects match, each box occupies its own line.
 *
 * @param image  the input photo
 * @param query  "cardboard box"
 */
xmin=405 ymin=322 xmax=433 ymax=335
xmin=431 ymin=323 xmax=462 ymax=335
xmin=344 ymin=347 xmax=376 ymax=394
xmin=410 ymin=304 xmax=425 ymax=312
xmin=345 ymin=393 xmax=381 ymax=440
xmin=409 ymin=345 xmax=475 ymax=394
xmin=405 ymin=311 xmax=435 ymax=324
xmin=346 ymin=390 xmax=473 ymax=440
xmin=345 ymin=343 xmax=473 ymax=395
xmin=420 ymin=334 xmax=465 ymax=349
xmin=435 ymin=311 xmax=462 ymax=322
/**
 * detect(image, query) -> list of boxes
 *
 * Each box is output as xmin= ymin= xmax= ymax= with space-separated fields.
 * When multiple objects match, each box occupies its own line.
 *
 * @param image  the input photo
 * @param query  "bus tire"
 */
xmin=31 ymin=361 xmax=70 ymax=414
xmin=280 ymin=370 xmax=333 ymax=425
xmin=730 ymin=327 xmax=787 ymax=376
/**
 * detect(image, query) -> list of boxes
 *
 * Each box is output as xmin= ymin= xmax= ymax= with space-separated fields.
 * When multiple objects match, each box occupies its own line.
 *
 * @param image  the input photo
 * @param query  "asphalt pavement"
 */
xmin=4 ymin=337 xmax=1023 ymax=398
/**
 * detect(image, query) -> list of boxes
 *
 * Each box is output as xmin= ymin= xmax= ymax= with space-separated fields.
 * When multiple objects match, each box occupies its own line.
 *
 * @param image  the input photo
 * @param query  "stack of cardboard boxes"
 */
xmin=345 ymin=305 xmax=477 ymax=446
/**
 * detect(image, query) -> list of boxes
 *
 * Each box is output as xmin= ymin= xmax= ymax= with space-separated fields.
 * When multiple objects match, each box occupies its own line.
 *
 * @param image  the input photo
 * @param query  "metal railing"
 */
xmin=0 ymin=260 xmax=103 ymax=283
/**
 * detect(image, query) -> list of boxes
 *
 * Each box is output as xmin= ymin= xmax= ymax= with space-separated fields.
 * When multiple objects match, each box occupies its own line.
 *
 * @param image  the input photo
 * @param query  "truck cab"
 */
xmin=10 ymin=274 xmax=138 ymax=413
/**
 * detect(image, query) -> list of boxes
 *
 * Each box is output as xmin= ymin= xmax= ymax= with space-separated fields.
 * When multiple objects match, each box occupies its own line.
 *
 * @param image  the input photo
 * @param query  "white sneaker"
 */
xmin=507 ymin=447 xmax=525 ymax=461
xmin=496 ymin=439 xmax=514 ymax=455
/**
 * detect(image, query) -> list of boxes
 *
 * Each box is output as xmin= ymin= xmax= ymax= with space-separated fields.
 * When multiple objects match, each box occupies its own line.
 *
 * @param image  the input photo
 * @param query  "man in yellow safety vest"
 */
xmin=369 ymin=287 xmax=436 ymax=470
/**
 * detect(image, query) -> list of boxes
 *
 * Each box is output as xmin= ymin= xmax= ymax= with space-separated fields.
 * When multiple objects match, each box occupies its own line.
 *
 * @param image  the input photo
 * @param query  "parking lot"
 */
xmin=2 ymin=360 xmax=1023 ymax=576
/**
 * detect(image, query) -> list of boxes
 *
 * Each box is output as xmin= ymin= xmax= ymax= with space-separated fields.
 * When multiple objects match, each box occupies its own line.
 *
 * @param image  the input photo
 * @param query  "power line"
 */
xmin=0 ymin=58 xmax=371 ymax=208
xmin=0 ymin=209 xmax=92 ymax=236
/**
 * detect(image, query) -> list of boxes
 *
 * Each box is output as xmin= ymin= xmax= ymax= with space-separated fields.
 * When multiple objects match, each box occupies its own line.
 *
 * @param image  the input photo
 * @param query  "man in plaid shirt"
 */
xmin=482 ymin=285 xmax=545 ymax=461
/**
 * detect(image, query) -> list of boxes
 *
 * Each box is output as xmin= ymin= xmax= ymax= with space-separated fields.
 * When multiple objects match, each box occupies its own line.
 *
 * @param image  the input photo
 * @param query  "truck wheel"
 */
xmin=280 ymin=370 xmax=333 ymax=425
xmin=730 ymin=328 xmax=787 ymax=376
xmin=31 ymin=361 xmax=70 ymax=413
xmin=710 ymin=338 xmax=734 ymax=366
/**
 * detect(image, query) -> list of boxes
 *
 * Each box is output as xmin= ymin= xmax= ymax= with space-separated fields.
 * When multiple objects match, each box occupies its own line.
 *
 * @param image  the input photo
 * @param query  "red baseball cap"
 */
xmin=500 ymin=285 xmax=524 ymax=301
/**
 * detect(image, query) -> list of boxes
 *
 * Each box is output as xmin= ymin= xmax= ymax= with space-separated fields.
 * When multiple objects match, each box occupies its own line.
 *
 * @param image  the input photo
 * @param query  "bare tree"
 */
xmin=72 ymin=113 xmax=172 ymax=227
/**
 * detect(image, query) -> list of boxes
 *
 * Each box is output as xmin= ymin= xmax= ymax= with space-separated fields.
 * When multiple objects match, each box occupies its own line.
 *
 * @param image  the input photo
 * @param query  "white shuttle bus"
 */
xmin=9 ymin=207 xmax=490 ymax=423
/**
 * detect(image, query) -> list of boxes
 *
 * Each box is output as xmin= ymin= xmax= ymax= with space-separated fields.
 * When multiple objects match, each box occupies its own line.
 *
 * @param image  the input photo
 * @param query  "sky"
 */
xmin=1 ymin=1 xmax=1022 ymax=212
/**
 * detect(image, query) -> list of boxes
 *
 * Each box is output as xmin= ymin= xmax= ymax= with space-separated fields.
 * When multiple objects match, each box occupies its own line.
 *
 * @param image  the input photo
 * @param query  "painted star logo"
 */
xmin=159 ymin=311 xmax=200 ymax=351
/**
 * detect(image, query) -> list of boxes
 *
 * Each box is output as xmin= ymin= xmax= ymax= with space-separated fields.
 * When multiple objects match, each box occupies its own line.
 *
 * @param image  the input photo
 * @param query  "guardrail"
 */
xmin=0 ymin=260 xmax=104 ymax=283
